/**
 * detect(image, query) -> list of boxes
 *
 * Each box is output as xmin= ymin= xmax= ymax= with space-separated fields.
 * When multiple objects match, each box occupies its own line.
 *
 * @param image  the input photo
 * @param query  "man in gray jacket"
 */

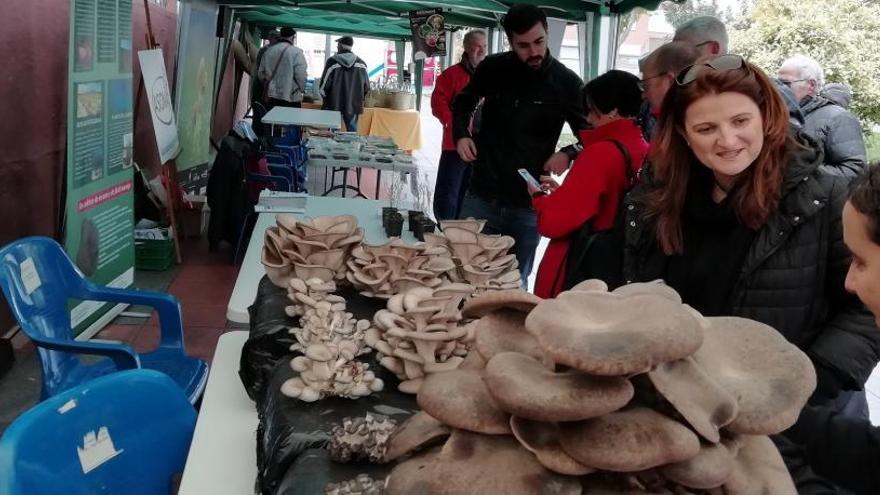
xmin=779 ymin=54 xmax=866 ymax=177
xmin=256 ymin=27 xmax=307 ymax=109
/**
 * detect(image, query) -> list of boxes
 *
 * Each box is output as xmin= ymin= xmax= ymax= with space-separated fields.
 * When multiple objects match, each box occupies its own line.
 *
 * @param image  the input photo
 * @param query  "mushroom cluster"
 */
xmin=285 ymin=278 xmax=371 ymax=357
xmin=325 ymin=474 xmax=384 ymax=495
xmin=364 ymin=284 xmax=476 ymax=394
xmin=328 ymin=413 xmax=398 ymax=463
xmin=380 ymin=281 xmax=815 ymax=494
xmin=346 ymin=239 xmax=456 ymax=298
xmin=280 ymin=343 xmax=384 ymax=402
xmin=423 ymin=219 xmax=521 ymax=293
xmin=280 ymin=278 xmax=383 ymax=402
xmin=262 ymin=214 xmax=364 ymax=287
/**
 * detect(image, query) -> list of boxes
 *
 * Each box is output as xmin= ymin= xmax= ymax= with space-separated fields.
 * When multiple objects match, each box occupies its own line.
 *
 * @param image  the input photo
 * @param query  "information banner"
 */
xmin=175 ymin=0 xmax=218 ymax=194
xmin=408 ymin=9 xmax=446 ymax=61
xmin=138 ymin=48 xmax=180 ymax=164
xmin=66 ymin=0 xmax=135 ymax=336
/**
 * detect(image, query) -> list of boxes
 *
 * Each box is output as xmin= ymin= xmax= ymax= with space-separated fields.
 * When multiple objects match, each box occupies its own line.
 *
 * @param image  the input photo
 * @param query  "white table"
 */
xmin=226 ymin=196 xmax=417 ymax=324
xmin=179 ymin=331 xmax=257 ymax=495
xmin=307 ymin=158 xmax=419 ymax=199
xmin=262 ymin=107 xmax=341 ymax=129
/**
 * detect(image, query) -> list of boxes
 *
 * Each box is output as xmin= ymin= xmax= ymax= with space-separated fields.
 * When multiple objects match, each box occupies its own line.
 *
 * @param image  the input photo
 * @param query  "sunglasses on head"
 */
xmin=675 ymin=54 xmax=747 ymax=86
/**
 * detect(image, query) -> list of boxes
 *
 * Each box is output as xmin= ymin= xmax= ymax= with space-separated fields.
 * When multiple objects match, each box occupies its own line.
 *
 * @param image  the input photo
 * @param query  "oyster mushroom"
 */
xmin=383 ymin=411 xmax=451 ymax=462
xmin=472 ymin=309 xmax=546 ymax=363
xmin=719 ymin=435 xmax=796 ymax=494
xmin=484 ymin=352 xmax=633 ymax=422
xmin=694 ymin=317 xmax=816 ymax=435
xmin=647 ymin=357 xmax=739 ymax=444
xmin=460 ymin=289 xmax=542 ymax=318
xmin=385 ymin=431 xmax=581 ymax=495
xmin=558 ymin=407 xmax=701 ymax=472
xmin=510 ymin=417 xmax=594 ymax=476
xmin=417 ymin=367 xmax=511 ymax=434
xmin=524 ymin=286 xmax=704 ymax=376
xmin=659 ymin=438 xmax=739 ymax=489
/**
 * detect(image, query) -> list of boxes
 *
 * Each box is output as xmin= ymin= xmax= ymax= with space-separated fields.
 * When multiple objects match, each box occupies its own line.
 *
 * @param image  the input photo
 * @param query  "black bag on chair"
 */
xmin=555 ymin=139 xmax=635 ymax=292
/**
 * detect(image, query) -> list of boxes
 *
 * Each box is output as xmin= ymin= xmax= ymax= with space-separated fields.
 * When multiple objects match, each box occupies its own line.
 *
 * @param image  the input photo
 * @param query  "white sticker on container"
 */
xmin=77 ymin=426 xmax=124 ymax=474
xmin=19 ymin=258 xmax=41 ymax=295
xmin=57 ymin=399 xmax=77 ymax=414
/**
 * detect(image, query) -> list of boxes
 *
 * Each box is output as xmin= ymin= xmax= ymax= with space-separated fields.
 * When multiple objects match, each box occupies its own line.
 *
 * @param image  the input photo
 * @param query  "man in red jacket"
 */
xmin=431 ymin=30 xmax=487 ymax=220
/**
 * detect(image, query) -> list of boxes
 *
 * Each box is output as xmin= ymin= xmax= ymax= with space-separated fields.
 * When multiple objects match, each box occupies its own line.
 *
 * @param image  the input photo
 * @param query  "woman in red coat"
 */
xmin=531 ymin=70 xmax=649 ymax=297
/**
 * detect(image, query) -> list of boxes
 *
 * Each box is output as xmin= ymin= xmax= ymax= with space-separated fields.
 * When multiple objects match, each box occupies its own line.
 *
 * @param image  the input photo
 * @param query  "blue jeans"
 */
xmin=460 ymin=194 xmax=540 ymax=286
xmin=343 ymin=113 xmax=358 ymax=132
xmin=433 ymin=151 xmax=472 ymax=221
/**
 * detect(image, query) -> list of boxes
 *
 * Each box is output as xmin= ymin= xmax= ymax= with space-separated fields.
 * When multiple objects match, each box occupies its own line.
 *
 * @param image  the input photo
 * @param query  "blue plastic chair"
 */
xmin=0 ymin=369 xmax=197 ymax=495
xmin=0 ymin=237 xmax=208 ymax=403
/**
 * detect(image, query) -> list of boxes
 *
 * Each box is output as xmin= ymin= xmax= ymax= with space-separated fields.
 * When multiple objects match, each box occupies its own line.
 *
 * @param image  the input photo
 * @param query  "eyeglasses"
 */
xmin=637 ymin=73 xmax=667 ymax=92
xmin=675 ymin=54 xmax=747 ymax=86
xmin=779 ymin=78 xmax=807 ymax=87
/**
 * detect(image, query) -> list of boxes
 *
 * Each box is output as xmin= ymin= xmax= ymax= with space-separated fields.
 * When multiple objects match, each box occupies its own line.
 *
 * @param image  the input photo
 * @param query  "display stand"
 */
xmin=134 ymin=0 xmax=183 ymax=263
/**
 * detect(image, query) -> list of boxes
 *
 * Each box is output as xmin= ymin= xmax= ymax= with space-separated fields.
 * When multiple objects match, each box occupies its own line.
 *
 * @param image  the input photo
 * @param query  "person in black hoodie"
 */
xmin=320 ymin=36 xmax=370 ymax=132
xmin=785 ymin=163 xmax=880 ymax=495
xmin=452 ymin=4 xmax=588 ymax=282
xmin=616 ymin=55 xmax=880 ymax=492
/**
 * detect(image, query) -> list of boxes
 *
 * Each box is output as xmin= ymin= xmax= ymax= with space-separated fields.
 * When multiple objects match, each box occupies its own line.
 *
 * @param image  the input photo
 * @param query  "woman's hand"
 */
xmin=539 ymin=175 xmax=561 ymax=192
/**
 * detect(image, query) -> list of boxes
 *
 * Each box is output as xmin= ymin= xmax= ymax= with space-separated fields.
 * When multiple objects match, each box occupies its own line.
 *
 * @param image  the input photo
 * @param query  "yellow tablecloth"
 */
xmin=358 ymin=107 xmax=422 ymax=151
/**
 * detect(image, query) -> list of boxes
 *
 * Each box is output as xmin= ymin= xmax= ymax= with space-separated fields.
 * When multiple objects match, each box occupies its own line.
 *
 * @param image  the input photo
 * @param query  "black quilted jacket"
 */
xmin=620 ymin=133 xmax=880 ymax=393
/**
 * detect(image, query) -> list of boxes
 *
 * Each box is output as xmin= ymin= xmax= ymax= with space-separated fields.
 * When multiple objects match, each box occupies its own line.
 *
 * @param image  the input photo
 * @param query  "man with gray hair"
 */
xmin=639 ymin=41 xmax=700 ymax=117
xmin=431 ymin=29 xmax=487 ymax=220
xmin=779 ymin=54 xmax=866 ymax=176
xmin=672 ymin=15 xmax=728 ymax=61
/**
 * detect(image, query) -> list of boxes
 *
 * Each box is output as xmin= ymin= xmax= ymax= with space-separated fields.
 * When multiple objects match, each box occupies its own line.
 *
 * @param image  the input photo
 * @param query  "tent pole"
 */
xmin=395 ymin=40 xmax=406 ymax=86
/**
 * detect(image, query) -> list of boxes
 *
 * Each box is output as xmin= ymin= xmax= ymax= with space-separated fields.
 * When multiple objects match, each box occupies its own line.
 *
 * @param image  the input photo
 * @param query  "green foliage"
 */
xmin=729 ymin=0 xmax=880 ymax=127
xmin=662 ymin=0 xmax=725 ymax=29
xmin=867 ymin=133 xmax=880 ymax=163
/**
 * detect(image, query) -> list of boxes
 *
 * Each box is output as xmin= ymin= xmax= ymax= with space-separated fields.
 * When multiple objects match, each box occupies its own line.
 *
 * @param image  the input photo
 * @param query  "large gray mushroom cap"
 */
xmin=473 ymin=309 xmax=546 ymax=363
xmin=416 ymin=367 xmax=511 ymax=435
xmin=695 ymin=317 xmax=816 ymax=435
xmin=525 ymin=287 xmax=704 ymax=376
xmin=558 ymin=407 xmax=701 ymax=472
xmin=510 ymin=417 xmax=594 ymax=476
xmin=484 ymin=352 xmax=633 ymax=422
xmin=385 ymin=430 xmax=582 ymax=495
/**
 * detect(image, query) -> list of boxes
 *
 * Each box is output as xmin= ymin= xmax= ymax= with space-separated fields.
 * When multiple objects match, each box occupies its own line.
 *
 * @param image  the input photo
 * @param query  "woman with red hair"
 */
xmin=617 ymin=55 xmax=880 ymax=490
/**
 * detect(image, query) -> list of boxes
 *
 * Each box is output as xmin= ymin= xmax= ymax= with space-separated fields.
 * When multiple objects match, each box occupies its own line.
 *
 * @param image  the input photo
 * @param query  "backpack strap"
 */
xmin=604 ymin=139 xmax=634 ymax=187
xmin=549 ymin=139 xmax=634 ymax=295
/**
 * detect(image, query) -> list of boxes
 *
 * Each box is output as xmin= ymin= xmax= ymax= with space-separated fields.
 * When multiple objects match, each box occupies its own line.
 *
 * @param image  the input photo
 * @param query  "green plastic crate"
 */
xmin=135 ymin=238 xmax=174 ymax=271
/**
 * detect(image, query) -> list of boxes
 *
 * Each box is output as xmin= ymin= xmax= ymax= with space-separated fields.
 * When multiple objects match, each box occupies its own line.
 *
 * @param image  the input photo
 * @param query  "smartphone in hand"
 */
xmin=517 ymin=168 xmax=542 ymax=191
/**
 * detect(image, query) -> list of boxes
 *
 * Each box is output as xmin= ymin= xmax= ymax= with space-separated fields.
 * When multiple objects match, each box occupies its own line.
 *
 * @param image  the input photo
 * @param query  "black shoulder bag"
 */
xmin=553 ymin=139 xmax=635 ymax=292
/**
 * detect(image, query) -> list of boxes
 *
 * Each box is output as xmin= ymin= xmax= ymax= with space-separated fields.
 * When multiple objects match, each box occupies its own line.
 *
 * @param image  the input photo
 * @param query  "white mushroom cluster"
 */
xmin=262 ymin=214 xmax=364 ymax=288
xmin=381 ymin=281 xmax=816 ymax=494
xmin=281 ymin=344 xmax=384 ymax=402
xmin=284 ymin=278 xmax=371 ymax=357
xmin=324 ymin=474 xmax=384 ymax=495
xmin=328 ymin=413 xmax=398 ymax=463
xmin=280 ymin=278 xmax=383 ymax=402
xmin=365 ymin=284 xmax=476 ymax=394
xmin=346 ymin=239 xmax=456 ymax=298
xmin=423 ymin=218 xmax=521 ymax=293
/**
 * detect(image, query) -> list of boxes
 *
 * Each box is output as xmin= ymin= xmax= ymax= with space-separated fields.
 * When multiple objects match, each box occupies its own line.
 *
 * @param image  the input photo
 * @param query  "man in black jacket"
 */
xmin=786 ymin=163 xmax=880 ymax=495
xmin=320 ymin=36 xmax=370 ymax=132
xmin=453 ymin=4 xmax=587 ymax=282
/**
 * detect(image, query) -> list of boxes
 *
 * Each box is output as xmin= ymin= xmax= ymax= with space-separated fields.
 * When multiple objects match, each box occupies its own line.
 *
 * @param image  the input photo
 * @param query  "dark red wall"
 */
xmin=0 ymin=0 xmax=179 ymax=330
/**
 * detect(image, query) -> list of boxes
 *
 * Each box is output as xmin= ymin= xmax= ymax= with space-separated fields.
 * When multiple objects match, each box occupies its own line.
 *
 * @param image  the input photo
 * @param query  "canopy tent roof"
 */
xmin=225 ymin=0 xmax=665 ymax=40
